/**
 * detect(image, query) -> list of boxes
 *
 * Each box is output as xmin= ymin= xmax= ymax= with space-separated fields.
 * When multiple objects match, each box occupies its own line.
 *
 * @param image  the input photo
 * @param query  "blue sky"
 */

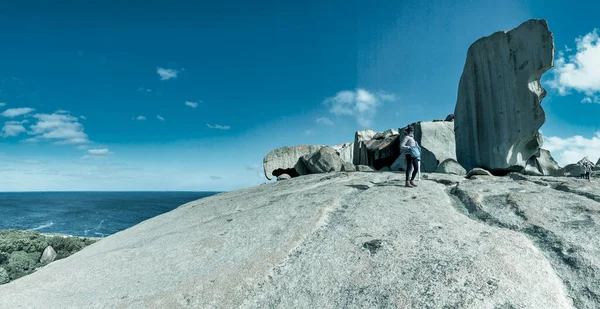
xmin=1 ymin=0 xmax=599 ymax=191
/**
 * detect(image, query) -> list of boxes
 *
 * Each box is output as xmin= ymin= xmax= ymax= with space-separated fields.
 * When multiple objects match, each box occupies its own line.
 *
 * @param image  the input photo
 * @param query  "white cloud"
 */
xmin=28 ymin=113 xmax=89 ymax=144
xmin=137 ymin=115 xmax=146 ymax=120
xmin=88 ymin=148 xmax=111 ymax=155
xmin=543 ymin=132 xmax=600 ymax=166
xmin=157 ymin=67 xmax=179 ymax=80
xmin=55 ymin=110 xmax=70 ymax=114
xmin=0 ymin=102 xmax=6 ymax=107
xmin=548 ymin=29 xmax=600 ymax=100
xmin=80 ymin=115 xmax=86 ymax=120
xmin=2 ymin=120 xmax=28 ymax=137
xmin=316 ymin=117 xmax=334 ymax=126
xmin=138 ymin=87 xmax=152 ymax=92
xmin=323 ymin=89 xmax=396 ymax=127
xmin=1 ymin=107 xmax=35 ymax=118
xmin=185 ymin=101 xmax=198 ymax=108
xmin=157 ymin=115 xmax=165 ymax=121
xmin=206 ymin=124 xmax=230 ymax=130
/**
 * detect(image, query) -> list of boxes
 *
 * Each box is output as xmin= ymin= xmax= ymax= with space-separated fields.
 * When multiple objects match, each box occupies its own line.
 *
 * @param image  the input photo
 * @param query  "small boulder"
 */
xmin=341 ymin=162 xmax=356 ymax=172
xmin=301 ymin=147 xmax=343 ymax=174
xmin=276 ymin=174 xmax=291 ymax=181
xmin=379 ymin=166 xmax=390 ymax=172
xmin=435 ymin=159 xmax=467 ymax=176
xmin=356 ymin=165 xmax=375 ymax=172
xmin=40 ymin=246 xmax=57 ymax=264
xmin=466 ymin=168 xmax=493 ymax=178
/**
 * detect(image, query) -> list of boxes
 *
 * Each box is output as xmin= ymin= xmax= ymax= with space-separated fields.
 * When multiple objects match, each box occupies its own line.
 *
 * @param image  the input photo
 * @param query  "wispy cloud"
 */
xmin=305 ymin=129 xmax=314 ymax=136
xmin=88 ymin=148 xmax=111 ymax=155
xmin=55 ymin=110 xmax=70 ymax=114
xmin=185 ymin=101 xmax=199 ymax=108
xmin=0 ymin=102 xmax=6 ymax=107
xmin=136 ymin=115 xmax=146 ymax=120
xmin=543 ymin=133 xmax=600 ymax=166
xmin=157 ymin=67 xmax=179 ymax=80
xmin=2 ymin=120 xmax=28 ymax=137
xmin=157 ymin=115 xmax=165 ymax=121
xmin=80 ymin=115 xmax=86 ymax=120
xmin=316 ymin=117 xmax=334 ymax=126
xmin=206 ymin=124 xmax=230 ymax=130
xmin=28 ymin=113 xmax=89 ymax=144
xmin=1 ymin=107 xmax=35 ymax=118
xmin=323 ymin=89 xmax=396 ymax=127
xmin=138 ymin=87 xmax=152 ymax=92
xmin=548 ymin=29 xmax=600 ymax=102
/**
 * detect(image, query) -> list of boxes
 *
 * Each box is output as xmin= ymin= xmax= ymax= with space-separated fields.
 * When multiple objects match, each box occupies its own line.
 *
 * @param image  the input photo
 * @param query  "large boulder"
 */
xmin=263 ymin=145 xmax=324 ymax=180
xmin=454 ymin=19 xmax=554 ymax=173
xmin=301 ymin=147 xmax=343 ymax=174
xmin=341 ymin=162 xmax=356 ymax=172
xmin=352 ymin=130 xmax=378 ymax=166
xmin=394 ymin=121 xmax=457 ymax=172
xmin=564 ymin=164 xmax=583 ymax=177
xmin=435 ymin=159 xmax=467 ymax=176
xmin=1 ymin=173 xmax=589 ymax=308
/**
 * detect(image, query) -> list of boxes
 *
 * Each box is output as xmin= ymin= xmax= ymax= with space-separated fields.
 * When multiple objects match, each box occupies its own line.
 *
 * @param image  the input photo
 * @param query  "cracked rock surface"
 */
xmin=2 ymin=172 xmax=596 ymax=308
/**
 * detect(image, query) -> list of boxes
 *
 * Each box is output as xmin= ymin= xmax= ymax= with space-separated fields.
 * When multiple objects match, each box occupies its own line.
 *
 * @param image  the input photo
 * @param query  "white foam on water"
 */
xmin=30 ymin=221 xmax=55 ymax=231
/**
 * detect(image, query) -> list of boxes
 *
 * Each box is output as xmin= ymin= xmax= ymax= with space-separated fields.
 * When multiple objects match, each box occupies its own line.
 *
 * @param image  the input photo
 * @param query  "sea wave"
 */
xmin=29 ymin=221 xmax=55 ymax=231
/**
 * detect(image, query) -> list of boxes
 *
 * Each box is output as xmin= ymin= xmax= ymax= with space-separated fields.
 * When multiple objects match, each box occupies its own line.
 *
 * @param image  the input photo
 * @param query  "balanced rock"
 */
xmin=466 ymin=167 xmax=493 ymax=178
xmin=39 ymin=246 xmax=57 ymax=265
xmin=454 ymin=19 xmax=554 ymax=173
xmin=263 ymin=145 xmax=324 ymax=180
xmin=301 ymin=147 xmax=343 ymax=174
xmin=435 ymin=159 xmax=467 ymax=176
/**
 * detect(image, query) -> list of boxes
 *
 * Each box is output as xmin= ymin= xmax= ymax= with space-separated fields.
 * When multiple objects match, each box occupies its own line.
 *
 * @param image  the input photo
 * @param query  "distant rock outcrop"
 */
xmin=352 ymin=129 xmax=400 ymax=170
xmin=263 ymin=145 xmax=324 ymax=180
xmin=524 ymin=149 xmax=563 ymax=176
xmin=333 ymin=142 xmax=354 ymax=163
xmin=394 ymin=121 xmax=457 ymax=172
xmin=454 ymin=19 xmax=554 ymax=174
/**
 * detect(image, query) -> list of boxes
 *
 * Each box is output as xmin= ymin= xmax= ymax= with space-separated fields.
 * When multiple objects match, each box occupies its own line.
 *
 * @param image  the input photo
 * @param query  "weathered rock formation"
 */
xmin=301 ymin=147 xmax=343 ymax=174
xmin=454 ymin=19 xmax=555 ymax=174
xmin=333 ymin=142 xmax=354 ymax=163
xmin=524 ymin=149 xmax=563 ymax=176
xmin=3 ymin=172 xmax=600 ymax=308
xmin=276 ymin=174 xmax=291 ymax=181
xmin=341 ymin=162 xmax=355 ymax=172
xmin=352 ymin=129 xmax=400 ymax=170
xmin=263 ymin=145 xmax=324 ymax=180
xmin=466 ymin=167 xmax=493 ymax=178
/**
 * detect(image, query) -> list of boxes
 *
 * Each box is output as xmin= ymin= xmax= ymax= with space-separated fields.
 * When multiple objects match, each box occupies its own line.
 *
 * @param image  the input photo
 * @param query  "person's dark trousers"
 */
xmin=586 ymin=172 xmax=591 ymax=180
xmin=405 ymin=154 xmax=419 ymax=181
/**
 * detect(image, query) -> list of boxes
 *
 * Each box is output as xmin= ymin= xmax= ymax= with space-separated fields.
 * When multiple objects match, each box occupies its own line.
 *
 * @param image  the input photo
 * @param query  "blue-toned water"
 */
xmin=0 ymin=192 xmax=220 ymax=237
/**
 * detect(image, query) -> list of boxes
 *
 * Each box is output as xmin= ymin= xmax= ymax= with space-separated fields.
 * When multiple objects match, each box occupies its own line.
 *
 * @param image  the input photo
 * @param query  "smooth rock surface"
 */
xmin=451 ymin=176 xmax=600 ymax=309
xmin=39 ymin=246 xmax=57 ymax=265
xmin=454 ymin=19 xmax=554 ymax=173
xmin=466 ymin=168 xmax=493 ymax=178
xmin=333 ymin=142 xmax=354 ymax=164
xmin=301 ymin=147 xmax=343 ymax=174
xmin=355 ymin=165 xmax=375 ymax=172
xmin=395 ymin=121 xmax=456 ymax=172
xmin=277 ymin=174 xmax=291 ymax=181
xmin=263 ymin=145 xmax=324 ymax=180
xmin=525 ymin=149 xmax=563 ymax=176
xmin=0 ymin=172 xmax=582 ymax=308
xmin=435 ymin=158 xmax=467 ymax=176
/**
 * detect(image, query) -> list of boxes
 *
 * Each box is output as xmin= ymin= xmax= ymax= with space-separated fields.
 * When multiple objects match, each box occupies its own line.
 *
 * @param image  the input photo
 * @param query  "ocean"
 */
xmin=0 ymin=191 xmax=220 ymax=237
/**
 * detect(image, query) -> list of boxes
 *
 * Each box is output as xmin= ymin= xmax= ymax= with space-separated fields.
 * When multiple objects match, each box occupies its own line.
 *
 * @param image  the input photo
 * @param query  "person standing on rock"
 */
xmin=400 ymin=125 xmax=421 ymax=187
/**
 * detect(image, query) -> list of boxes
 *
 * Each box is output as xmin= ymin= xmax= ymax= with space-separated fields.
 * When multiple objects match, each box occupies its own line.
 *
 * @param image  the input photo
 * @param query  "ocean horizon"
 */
xmin=0 ymin=191 xmax=221 ymax=237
